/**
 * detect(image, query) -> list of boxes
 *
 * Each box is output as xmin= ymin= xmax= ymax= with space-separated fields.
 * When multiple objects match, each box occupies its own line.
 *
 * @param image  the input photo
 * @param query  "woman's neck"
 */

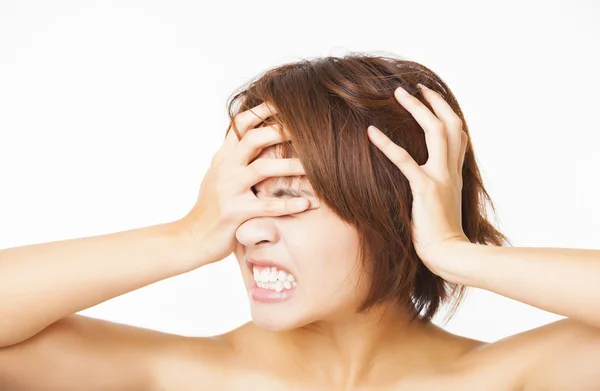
xmin=268 ymin=304 xmax=443 ymax=387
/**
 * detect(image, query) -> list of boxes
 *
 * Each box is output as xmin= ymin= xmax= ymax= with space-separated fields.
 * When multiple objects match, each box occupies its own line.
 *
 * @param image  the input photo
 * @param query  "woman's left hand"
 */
xmin=367 ymin=83 xmax=471 ymax=276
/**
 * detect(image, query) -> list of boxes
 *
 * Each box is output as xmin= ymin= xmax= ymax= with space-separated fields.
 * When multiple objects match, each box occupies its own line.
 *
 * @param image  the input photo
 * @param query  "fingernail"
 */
xmin=395 ymin=86 xmax=408 ymax=96
xmin=310 ymin=199 xmax=321 ymax=208
xmin=293 ymin=198 xmax=309 ymax=209
xmin=368 ymin=126 xmax=380 ymax=136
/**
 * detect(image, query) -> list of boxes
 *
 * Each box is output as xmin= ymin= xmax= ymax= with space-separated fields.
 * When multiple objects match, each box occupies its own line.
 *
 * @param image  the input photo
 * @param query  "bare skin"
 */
xmin=0 ymin=312 xmax=595 ymax=390
xmin=1 ymin=98 xmax=599 ymax=391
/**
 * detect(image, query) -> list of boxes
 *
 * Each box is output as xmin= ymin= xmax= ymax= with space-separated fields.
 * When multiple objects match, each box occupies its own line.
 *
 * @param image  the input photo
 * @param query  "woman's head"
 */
xmin=229 ymin=53 xmax=509 ymax=331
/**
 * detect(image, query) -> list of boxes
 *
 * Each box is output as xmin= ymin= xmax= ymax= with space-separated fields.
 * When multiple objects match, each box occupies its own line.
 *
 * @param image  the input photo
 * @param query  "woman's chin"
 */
xmin=250 ymin=308 xmax=309 ymax=332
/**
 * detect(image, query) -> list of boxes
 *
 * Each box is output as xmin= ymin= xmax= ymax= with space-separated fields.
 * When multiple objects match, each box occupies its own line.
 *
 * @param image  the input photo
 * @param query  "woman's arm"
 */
xmin=368 ymin=83 xmax=600 ymax=390
xmin=367 ymin=84 xmax=600 ymax=330
xmin=434 ymin=242 xmax=600 ymax=391
xmin=0 ymin=221 xmax=196 ymax=347
xmin=0 ymin=101 xmax=311 ymax=391
xmin=437 ymin=241 xmax=600 ymax=330
xmin=0 ymin=101 xmax=306 ymax=350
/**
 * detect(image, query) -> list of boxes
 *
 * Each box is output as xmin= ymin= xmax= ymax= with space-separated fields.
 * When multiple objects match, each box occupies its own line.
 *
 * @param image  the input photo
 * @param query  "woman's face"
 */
xmin=233 ymin=149 xmax=365 ymax=331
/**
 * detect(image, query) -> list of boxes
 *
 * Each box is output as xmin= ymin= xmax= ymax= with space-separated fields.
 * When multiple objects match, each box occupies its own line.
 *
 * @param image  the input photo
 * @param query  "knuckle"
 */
xmin=431 ymin=122 xmax=446 ymax=135
xmin=422 ymin=177 xmax=437 ymax=192
xmin=449 ymin=115 xmax=463 ymax=128
xmin=269 ymin=122 xmax=284 ymax=133
xmin=232 ymin=113 xmax=246 ymax=131
xmin=391 ymin=149 xmax=410 ymax=163
xmin=380 ymin=136 xmax=394 ymax=148
xmin=252 ymin=162 xmax=274 ymax=181
xmin=431 ymin=89 xmax=443 ymax=97
xmin=233 ymin=108 xmax=262 ymax=130
xmin=241 ymin=127 xmax=260 ymax=144
xmin=241 ymin=126 xmax=278 ymax=148
xmin=241 ymin=136 xmax=264 ymax=154
xmin=247 ymin=159 xmax=265 ymax=175
xmin=261 ymin=199 xmax=278 ymax=214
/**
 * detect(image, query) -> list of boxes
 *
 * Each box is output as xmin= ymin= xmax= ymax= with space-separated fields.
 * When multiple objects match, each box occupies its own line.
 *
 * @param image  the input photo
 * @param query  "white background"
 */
xmin=1 ymin=0 xmax=598 ymax=342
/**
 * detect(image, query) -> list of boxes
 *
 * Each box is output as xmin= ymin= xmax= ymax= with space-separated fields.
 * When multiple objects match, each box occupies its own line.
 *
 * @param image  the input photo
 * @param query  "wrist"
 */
xmin=157 ymin=220 xmax=207 ymax=272
xmin=431 ymin=240 xmax=483 ymax=286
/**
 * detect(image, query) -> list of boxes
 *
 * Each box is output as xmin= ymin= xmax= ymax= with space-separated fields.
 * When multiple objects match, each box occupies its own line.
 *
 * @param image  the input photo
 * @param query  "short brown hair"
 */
xmin=226 ymin=52 xmax=510 ymax=325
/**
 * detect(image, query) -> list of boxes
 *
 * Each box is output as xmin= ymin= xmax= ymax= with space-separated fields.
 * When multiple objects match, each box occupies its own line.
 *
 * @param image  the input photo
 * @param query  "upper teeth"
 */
xmin=253 ymin=266 xmax=296 ymax=291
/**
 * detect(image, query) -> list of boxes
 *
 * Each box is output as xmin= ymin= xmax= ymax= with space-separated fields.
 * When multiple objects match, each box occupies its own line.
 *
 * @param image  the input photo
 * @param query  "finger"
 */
xmin=249 ymin=197 xmax=312 ymax=218
xmin=457 ymin=131 xmax=468 ymax=177
xmin=417 ymin=83 xmax=464 ymax=177
xmin=222 ymin=101 xmax=279 ymax=154
xmin=367 ymin=125 xmax=428 ymax=192
xmin=394 ymin=85 xmax=448 ymax=174
xmin=212 ymin=130 xmax=241 ymax=166
xmin=221 ymin=126 xmax=242 ymax=156
xmin=239 ymin=158 xmax=305 ymax=189
xmin=232 ymin=125 xmax=291 ymax=166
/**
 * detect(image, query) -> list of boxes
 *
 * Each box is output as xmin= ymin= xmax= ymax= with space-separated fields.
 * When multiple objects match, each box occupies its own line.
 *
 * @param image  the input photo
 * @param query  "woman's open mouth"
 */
xmin=247 ymin=263 xmax=297 ymax=303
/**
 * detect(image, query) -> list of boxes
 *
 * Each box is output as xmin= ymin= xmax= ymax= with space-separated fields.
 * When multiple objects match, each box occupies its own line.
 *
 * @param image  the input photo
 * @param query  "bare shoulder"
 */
xmin=451 ymin=318 xmax=600 ymax=391
xmin=154 ymin=322 xmax=302 ymax=390
xmin=0 ymin=314 xmax=232 ymax=391
xmin=152 ymin=324 xmax=241 ymax=390
xmin=152 ymin=319 xmax=600 ymax=391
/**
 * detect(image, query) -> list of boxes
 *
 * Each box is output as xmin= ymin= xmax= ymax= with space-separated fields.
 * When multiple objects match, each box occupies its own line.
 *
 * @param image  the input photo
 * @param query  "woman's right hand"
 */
xmin=176 ymin=102 xmax=317 ymax=268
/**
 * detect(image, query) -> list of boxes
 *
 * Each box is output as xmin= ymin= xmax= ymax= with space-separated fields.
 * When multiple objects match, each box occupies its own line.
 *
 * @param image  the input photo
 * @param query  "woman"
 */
xmin=0 ymin=54 xmax=598 ymax=390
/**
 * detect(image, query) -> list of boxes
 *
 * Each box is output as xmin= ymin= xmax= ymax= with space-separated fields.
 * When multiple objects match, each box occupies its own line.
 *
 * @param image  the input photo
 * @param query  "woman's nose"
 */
xmin=235 ymin=217 xmax=280 ymax=247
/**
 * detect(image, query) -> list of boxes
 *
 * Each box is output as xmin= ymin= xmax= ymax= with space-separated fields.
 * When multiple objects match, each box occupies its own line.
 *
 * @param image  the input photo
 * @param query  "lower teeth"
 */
xmin=256 ymin=281 xmax=296 ymax=292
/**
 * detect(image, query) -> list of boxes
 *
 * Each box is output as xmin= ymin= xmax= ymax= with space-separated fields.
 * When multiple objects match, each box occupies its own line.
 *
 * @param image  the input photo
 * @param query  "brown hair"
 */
xmin=225 ymin=52 xmax=510 ymax=325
